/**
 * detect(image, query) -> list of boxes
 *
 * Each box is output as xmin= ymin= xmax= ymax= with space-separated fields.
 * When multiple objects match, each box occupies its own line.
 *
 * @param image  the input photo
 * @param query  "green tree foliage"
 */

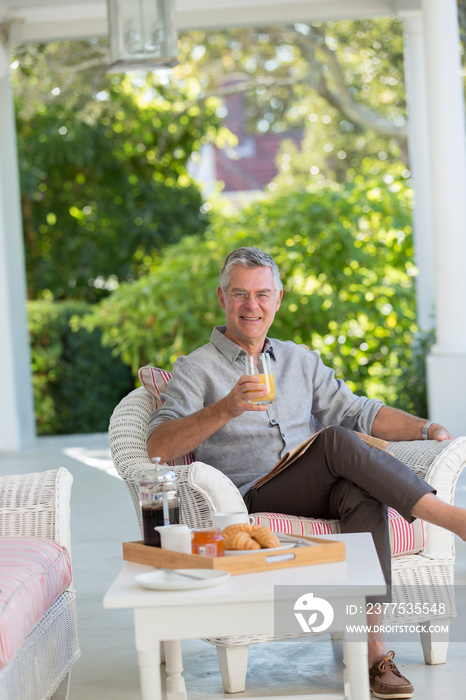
xmin=12 ymin=41 xmax=224 ymax=302
xmin=74 ymin=173 xmax=420 ymax=411
xmin=29 ymin=300 xmax=134 ymax=434
xmin=180 ymin=18 xmax=407 ymax=183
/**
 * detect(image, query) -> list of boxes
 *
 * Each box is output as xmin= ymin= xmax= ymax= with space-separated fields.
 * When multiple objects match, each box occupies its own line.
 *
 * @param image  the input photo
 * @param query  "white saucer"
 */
xmin=225 ymin=543 xmax=295 ymax=556
xmin=135 ymin=569 xmax=231 ymax=591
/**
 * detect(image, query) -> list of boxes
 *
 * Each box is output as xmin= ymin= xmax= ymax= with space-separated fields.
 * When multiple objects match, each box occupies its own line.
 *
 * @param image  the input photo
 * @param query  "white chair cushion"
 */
xmin=0 ymin=537 xmax=72 ymax=667
xmin=188 ymin=462 xmax=248 ymax=514
xmin=139 ymin=366 xmax=426 ymax=558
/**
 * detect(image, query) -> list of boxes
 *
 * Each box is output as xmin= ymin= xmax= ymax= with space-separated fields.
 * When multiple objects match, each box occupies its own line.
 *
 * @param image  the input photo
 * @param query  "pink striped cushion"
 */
xmin=139 ymin=366 xmax=173 ymax=410
xmin=386 ymin=506 xmax=425 ymax=556
xmin=251 ymin=507 xmax=425 ymax=557
xmin=138 ymin=366 xmax=194 ymax=466
xmin=0 ymin=537 xmax=72 ymax=668
xmin=251 ymin=512 xmax=338 ymax=537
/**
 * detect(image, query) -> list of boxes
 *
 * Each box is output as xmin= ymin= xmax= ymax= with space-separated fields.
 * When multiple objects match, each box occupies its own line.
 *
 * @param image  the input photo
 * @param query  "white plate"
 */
xmin=225 ymin=543 xmax=296 ymax=556
xmin=135 ymin=569 xmax=231 ymax=591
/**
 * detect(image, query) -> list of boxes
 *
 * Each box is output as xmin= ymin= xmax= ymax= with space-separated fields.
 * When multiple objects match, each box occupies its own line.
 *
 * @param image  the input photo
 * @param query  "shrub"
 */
xmin=28 ymin=300 xmax=134 ymax=435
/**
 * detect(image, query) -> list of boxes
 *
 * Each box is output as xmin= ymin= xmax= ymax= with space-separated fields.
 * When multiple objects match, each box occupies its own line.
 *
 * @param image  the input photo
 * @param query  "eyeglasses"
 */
xmin=227 ymin=289 xmax=275 ymax=303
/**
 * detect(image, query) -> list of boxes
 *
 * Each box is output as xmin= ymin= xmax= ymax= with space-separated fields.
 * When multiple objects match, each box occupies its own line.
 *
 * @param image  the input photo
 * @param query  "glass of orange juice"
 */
xmin=245 ymin=353 xmax=276 ymax=405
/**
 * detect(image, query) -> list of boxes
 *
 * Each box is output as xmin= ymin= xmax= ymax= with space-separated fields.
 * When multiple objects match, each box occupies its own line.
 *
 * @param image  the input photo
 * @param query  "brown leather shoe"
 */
xmin=369 ymin=651 xmax=414 ymax=699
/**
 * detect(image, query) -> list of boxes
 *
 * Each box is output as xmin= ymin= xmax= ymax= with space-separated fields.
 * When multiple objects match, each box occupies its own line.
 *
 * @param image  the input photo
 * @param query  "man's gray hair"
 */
xmin=219 ymin=247 xmax=283 ymax=293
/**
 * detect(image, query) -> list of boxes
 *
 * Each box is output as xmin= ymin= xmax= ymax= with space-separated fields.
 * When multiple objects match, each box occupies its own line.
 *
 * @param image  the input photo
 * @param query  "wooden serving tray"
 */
xmin=122 ymin=536 xmax=345 ymax=575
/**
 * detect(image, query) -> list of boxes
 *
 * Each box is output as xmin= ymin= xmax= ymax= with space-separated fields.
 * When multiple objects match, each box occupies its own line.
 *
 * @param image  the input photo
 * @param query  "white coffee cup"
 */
xmin=212 ymin=512 xmax=254 ymax=531
xmin=155 ymin=524 xmax=191 ymax=553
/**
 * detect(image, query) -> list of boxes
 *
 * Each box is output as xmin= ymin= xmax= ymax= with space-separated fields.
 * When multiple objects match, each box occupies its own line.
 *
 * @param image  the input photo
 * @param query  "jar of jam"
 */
xmin=191 ymin=528 xmax=225 ymax=557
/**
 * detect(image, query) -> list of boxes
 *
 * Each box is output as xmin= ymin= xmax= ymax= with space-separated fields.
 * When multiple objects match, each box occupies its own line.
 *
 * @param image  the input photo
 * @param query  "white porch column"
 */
xmin=422 ymin=0 xmax=466 ymax=437
xmin=0 ymin=41 xmax=36 ymax=449
xmin=400 ymin=10 xmax=435 ymax=332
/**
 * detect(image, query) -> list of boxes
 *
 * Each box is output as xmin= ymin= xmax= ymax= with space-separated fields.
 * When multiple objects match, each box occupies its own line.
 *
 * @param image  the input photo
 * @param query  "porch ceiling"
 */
xmin=2 ymin=0 xmax=421 ymax=45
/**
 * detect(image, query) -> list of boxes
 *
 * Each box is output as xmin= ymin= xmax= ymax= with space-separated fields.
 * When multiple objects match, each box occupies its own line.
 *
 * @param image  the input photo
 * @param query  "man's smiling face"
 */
xmin=217 ymin=265 xmax=282 ymax=353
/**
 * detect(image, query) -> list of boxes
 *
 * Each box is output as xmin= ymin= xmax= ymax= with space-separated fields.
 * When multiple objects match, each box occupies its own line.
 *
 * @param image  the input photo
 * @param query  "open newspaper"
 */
xmin=251 ymin=428 xmax=389 ymax=490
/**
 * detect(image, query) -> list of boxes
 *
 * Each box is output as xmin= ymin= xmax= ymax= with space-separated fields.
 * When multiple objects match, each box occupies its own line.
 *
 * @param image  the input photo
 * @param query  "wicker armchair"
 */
xmin=109 ymin=386 xmax=466 ymax=693
xmin=0 ymin=468 xmax=80 ymax=700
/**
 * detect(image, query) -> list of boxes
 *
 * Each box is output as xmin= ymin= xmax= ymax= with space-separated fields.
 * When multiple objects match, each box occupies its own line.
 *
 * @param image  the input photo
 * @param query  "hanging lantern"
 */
xmin=107 ymin=0 xmax=178 ymax=72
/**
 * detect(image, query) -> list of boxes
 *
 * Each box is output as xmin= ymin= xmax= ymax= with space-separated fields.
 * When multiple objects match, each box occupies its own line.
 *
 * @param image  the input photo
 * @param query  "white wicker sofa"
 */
xmin=109 ymin=371 xmax=466 ymax=694
xmin=0 ymin=468 xmax=80 ymax=700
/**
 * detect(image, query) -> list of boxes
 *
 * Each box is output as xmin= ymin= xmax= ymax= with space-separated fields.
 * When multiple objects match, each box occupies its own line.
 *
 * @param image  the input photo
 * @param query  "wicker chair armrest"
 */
xmin=0 ymin=468 xmax=73 ymax=552
xmin=109 ymin=387 xmax=156 ymax=482
xmin=388 ymin=437 xmax=466 ymax=502
xmin=108 ymin=387 xmax=157 ymax=533
xmin=389 ymin=437 xmax=466 ymax=559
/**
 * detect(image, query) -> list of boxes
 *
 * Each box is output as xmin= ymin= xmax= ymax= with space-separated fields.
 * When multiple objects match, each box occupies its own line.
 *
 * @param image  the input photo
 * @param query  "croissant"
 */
xmin=251 ymin=526 xmax=281 ymax=549
xmin=223 ymin=531 xmax=261 ymax=550
xmin=222 ymin=523 xmax=254 ymax=538
xmin=221 ymin=523 xmax=280 ymax=550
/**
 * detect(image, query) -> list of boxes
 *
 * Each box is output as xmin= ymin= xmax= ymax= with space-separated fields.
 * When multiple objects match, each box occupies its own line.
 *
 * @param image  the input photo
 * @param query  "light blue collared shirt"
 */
xmin=147 ymin=327 xmax=384 ymax=496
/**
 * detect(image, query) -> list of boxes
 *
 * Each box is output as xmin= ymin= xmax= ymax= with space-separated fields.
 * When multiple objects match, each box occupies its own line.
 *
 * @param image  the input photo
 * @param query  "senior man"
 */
xmin=147 ymin=246 xmax=465 ymax=699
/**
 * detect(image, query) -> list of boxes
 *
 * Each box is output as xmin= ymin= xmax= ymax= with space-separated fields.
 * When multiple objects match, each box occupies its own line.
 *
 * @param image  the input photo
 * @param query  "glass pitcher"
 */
xmin=138 ymin=458 xmax=180 ymax=546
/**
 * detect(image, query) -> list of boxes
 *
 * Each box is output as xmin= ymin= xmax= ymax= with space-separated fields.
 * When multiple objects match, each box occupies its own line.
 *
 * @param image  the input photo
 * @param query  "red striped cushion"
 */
xmin=0 ymin=537 xmax=73 ymax=667
xmin=138 ymin=366 xmax=194 ymax=466
xmin=386 ymin=506 xmax=425 ymax=556
xmin=139 ymin=366 xmax=173 ymax=408
xmin=251 ymin=512 xmax=337 ymax=537
xmin=251 ymin=508 xmax=425 ymax=557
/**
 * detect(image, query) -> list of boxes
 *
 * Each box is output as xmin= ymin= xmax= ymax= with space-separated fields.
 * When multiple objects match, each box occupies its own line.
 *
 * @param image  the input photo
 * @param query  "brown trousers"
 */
xmin=244 ymin=426 xmax=434 ymax=587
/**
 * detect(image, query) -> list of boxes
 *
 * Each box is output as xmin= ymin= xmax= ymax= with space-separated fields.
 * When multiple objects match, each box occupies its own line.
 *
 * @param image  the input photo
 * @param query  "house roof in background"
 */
xmin=214 ymin=89 xmax=304 ymax=192
xmin=215 ymin=130 xmax=303 ymax=192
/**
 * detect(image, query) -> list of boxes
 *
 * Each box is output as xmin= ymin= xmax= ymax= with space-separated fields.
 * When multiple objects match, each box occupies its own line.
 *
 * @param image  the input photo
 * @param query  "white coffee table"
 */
xmin=103 ymin=533 xmax=386 ymax=700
